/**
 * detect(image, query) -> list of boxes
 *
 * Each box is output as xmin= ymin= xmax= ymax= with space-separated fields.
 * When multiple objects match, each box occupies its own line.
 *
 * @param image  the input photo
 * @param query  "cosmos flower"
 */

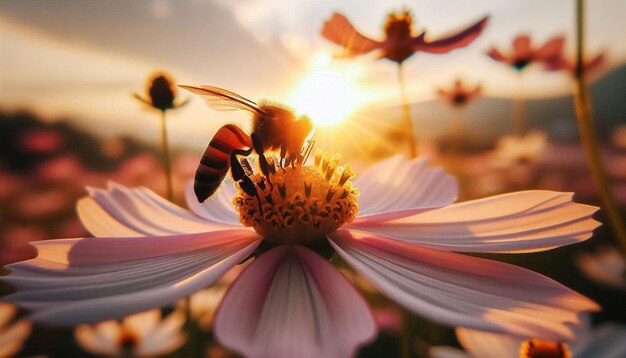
xmin=487 ymin=34 xmax=565 ymax=72
xmin=321 ymin=11 xmax=489 ymax=64
xmin=437 ymin=79 xmax=482 ymax=108
xmin=543 ymin=52 xmax=607 ymax=76
xmin=576 ymin=246 xmax=625 ymax=289
xmin=0 ymin=303 xmax=32 ymax=358
xmin=3 ymin=154 xmax=600 ymax=357
xmin=133 ymin=72 xmax=188 ymax=111
xmin=74 ymin=309 xmax=186 ymax=357
xmin=493 ymin=130 xmax=548 ymax=167
xmin=430 ymin=322 xmax=626 ymax=358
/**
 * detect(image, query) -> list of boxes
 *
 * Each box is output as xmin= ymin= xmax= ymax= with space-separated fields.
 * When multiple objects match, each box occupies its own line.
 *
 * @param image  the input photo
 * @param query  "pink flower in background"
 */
xmin=36 ymin=155 xmax=84 ymax=183
xmin=487 ymin=34 xmax=565 ymax=71
xmin=576 ymin=247 xmax=625 ymax=289
xmin=544 ymin=51 xmax=607 ymax=76
xmin=18 ymin=129 xmax=63 ymax=153
xmin=437 ymin=79 xmax=482 ymax=108
xmin=321 ymin=11 xmax=488 ymax=64
xmin=74 ymin=309 xmax=186 ymax=357
xmin=3 ymin=155 xmax=600 ymax=357
xmin=0 ymin=303 xmax=32 ymax=357
xmin=0 ymin=226 xmax=43 ymax=267
xmin=430 ymin=322 xmax=626 ymax=358
xmin=14 ymin=189 xmax=73 ymax=219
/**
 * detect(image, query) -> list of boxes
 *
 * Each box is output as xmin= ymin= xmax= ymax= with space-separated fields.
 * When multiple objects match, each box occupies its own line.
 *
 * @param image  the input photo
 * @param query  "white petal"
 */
xmin=123 ymin=309 xmax=161 ymax=339
xmin=74 ymin=323 xmax=120 ymax=356
xmin=429 ymin=346 xmax=472 ymax=358
xmin=455 ymin=328 xmax=523 ymax=358
xmin=0 ymin=320 xmax=31 ymax=358
xmin=185 ymin=180 xmax=241 ymax=225
xmin=3 ymin=230 xmax=260 ymax=325
xmin=571 ymin=323 xmax=626 ymax=357
xmin=330 ymin=230 xmax=598 ymax=340
xmin=138 ymin=310 xmax=186 ymax=356
xmin=77 ymin=182 xmax=236 ymax=237
xmin=354 ymin=155 xmax=458 ymax=221
xmin=348 ymin=191 xmax=600 ymax=253
xmin=214 ymin=245 xmax=376 ymax=358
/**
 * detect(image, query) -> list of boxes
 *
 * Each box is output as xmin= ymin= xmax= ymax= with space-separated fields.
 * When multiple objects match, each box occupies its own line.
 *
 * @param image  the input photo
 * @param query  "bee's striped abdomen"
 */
xmin=194 ymin=124 xmax=251 ymax=202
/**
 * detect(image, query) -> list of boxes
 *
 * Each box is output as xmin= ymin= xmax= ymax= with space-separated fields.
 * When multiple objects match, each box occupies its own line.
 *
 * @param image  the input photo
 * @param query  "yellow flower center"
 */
xmin=519 ymin=339 xmax=571 ymax=358
xmin=233 ymin=151 xmax=359 ymax=245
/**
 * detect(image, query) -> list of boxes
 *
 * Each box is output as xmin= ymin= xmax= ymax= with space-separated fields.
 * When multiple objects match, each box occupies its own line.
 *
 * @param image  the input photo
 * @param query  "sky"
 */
xmin=1 ymin=0 xmax=625 ymax=150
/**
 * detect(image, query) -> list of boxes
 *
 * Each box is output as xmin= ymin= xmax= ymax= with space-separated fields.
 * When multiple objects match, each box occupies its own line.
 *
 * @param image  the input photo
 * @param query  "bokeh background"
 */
xmin=1 ymin=0 xmax=626 ymax=357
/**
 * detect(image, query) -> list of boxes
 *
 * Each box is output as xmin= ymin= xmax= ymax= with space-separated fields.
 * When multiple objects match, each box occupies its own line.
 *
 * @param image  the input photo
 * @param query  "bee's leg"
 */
xmin=239 ymin=175 xmax=263 ymax=215
xmin=230 ymin=148 xmax=253 ymax=181
xmin=279 ymin=144 xmax=287 ymax=169
xmin=251 ymin=134 xmax=272 ymax=183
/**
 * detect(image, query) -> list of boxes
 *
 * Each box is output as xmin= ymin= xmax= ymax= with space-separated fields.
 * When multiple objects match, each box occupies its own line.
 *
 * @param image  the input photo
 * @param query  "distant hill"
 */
xmin=361 ymin=64 xmax=626 ymax=145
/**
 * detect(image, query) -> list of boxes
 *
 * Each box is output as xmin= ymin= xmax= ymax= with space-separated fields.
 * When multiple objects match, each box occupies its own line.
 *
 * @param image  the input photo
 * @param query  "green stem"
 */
xmin=398 ymin=63 xmax=418 ymax=158
xmin=160 ymin=110 xmax=174 ymax=201
xmin=574 ymin=0 xmax=626 ymax=257
xmin=514 ymin=74 xmax=527 ymax=136
xmin=401 ymin=309 xmax=412 ymax=358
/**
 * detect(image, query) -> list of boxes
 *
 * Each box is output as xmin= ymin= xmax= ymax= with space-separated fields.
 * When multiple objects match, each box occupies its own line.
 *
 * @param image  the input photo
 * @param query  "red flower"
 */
xmin=322 ymin=11 xmax=489 ymax=64
xmin=487 ymin=34 xmax=565 ymax=71
xmin=437 ymin=79 xmax=482 ymax=107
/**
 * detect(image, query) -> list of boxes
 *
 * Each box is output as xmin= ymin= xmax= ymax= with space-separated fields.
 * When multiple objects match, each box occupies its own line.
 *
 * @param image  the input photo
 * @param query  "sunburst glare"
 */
xmin=291 ymin=70 xmax=356 ymax=127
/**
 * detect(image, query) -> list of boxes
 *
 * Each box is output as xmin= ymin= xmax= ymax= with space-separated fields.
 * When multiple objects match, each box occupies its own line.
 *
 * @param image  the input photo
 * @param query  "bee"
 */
xmin=179 ymin=85 xmax=314 ymax=203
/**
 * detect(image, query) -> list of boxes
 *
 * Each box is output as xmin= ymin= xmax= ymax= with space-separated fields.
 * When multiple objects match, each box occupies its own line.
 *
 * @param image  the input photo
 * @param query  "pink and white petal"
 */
xmin=354 ymin=155 xmax=457 ymax=221
xmin=348 ymin=191 xmax=599 ymax=253
xmin=139 ymin=310 xmax=186 ymax=356
xmin=456 ymin=327 xmax=522 ymax=358
xmin=429 ymin=346 xmax=472 ymax=358
xmin=487 ymin=48 xmax=509 ymax=63
xmin=74 ymin=323 xmax=119 ymax=356
xmin=214 ymin=245 xmax=376 ymax=358
xmin=0 ymin=320 xmax=31 ymax=358
xmin=329 ymin=230 xmax=598 ymax=341
xmin=3 ymin=230 xmax=260 ymax=325
xmin=185 ymin=180 xmax=241 ymax=226
xmin=78 ymin=182 xmax=235 ymax=237
xmin=123 ymin=309 xmax=161 ymax=339
xmin=534 ymin=36 xmax=566 ymax=61
xmin=512 ymin=34 xmax=532 ymax=58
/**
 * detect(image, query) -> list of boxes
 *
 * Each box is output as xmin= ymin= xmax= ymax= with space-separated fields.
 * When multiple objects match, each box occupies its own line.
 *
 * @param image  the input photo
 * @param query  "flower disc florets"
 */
xmin=232 ymin=151 xmax=359 ymax=245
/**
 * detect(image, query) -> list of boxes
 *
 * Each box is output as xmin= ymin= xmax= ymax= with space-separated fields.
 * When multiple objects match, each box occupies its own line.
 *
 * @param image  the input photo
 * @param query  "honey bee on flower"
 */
xmin=2 ymin=86 xmax=602 ymax=357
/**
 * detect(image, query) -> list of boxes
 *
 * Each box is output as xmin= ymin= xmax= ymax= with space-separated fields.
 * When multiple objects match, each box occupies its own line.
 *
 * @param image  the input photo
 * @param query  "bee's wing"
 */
xmin=179 ymin=85 xmax=265 ymax=114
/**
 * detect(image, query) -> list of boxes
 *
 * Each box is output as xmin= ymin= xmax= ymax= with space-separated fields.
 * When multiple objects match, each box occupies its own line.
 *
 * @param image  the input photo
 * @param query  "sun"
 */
xmin=291 ymin=70 xmax=356 ymax=127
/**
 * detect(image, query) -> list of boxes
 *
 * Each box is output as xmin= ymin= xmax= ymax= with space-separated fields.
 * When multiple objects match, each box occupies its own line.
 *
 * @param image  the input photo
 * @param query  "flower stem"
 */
xmin=574 ymin=0 xmax=626 ymax=257
xmin=513 ymin=73 xmax=527 ymax=136
xmin=398 ymin=63 xmax=418 ymax=158
xmin=401 ymin=308 xmax=413 ymax=358
xmin=160 ymin=109 xmax=174 ymax=201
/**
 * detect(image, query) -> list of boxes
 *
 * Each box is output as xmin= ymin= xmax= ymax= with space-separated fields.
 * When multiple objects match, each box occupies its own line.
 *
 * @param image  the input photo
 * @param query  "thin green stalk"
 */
xmin=401 ymin=308 xmax=413 ymax=358
xmin=398 ymin=63 xmax=418 ymax=158
xmin=160 ymin=110 xmax=174 ymax=201
xmin=574 ymin=0 xmax=626 ymax=257
xmin=513 ymin=73 xmax=527 ymax=136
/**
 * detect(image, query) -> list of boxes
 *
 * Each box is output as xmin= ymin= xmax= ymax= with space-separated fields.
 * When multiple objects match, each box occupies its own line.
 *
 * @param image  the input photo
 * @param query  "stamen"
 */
xmin=314 ymin=149 xmax=322 ymax=168
xmin=232 ymin=151 xmax=358 ymax=245
xmin=339 ymin=165 xmax=355 ymax=186
xmin=325 ymin=165 xmax=336 ymax=181
xmin=325 ymin=187 xmax=336 ymax=202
